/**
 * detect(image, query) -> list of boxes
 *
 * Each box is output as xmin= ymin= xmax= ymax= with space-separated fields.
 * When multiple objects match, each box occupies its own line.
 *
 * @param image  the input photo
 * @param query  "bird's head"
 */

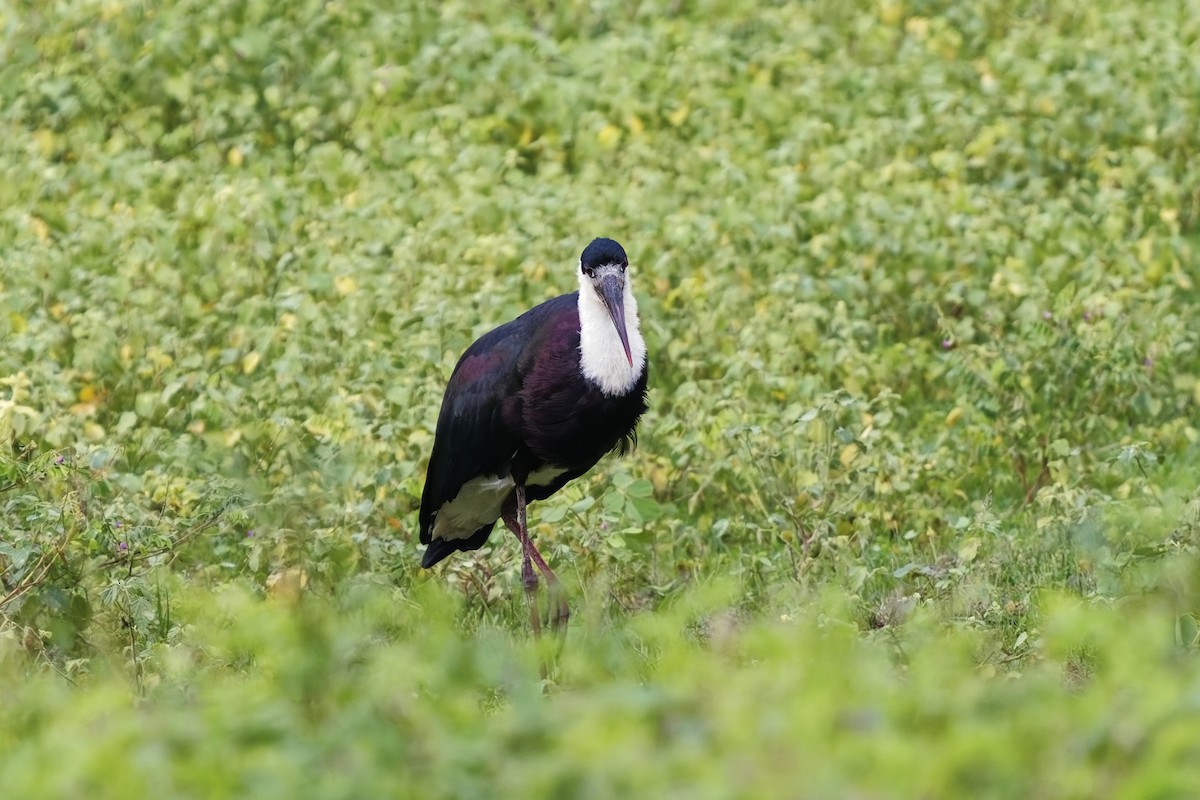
xmin=579 ymin=237 xmax=633 ymax=365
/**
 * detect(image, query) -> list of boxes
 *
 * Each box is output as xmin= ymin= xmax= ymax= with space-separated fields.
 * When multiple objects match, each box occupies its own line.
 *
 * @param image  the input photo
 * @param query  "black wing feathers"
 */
xmin=418 ymin=294 xmax=577 ymax=551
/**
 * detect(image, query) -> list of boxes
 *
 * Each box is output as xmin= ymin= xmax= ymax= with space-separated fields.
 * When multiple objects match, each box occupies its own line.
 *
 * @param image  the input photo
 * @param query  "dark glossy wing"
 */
xmin=418 ymin=332 xmax=522 ymax=544
xmin=418 ymin=293 xmax=577 ymax=560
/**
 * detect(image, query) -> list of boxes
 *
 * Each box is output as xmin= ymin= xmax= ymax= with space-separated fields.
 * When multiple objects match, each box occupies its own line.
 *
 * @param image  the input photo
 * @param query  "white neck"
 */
xmin=578 ymin=269 xmax=647 ymax=396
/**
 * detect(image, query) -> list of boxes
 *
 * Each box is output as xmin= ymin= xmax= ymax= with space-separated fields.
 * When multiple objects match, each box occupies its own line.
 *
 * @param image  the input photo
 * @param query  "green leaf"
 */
xmin=116 ymin=411 xmax=138 ymax=436
xmin=539 ymin=504 xmax=566 ymax=524
xmin=625 ymin=478 xmax=653 ymax=498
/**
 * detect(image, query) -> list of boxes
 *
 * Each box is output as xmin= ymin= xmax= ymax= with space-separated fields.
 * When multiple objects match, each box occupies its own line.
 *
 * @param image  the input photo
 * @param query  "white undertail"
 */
xmin=432 ymin=465 xmax=566 ymax=541
xmin=577 ymin=263 xmax=647 ymax=396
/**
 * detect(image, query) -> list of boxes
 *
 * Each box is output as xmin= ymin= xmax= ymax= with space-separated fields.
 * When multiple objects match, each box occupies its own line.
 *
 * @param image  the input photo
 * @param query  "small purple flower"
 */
xmin=118 ymin=541 xmax=128 ymax=552
xmin=54 ymin=455 xmax=65 ymax=465
xmin=941 ymin=339 xmax=954 ymax=350
xmin=1042 ymin=311 xmax=1053 ymax=321
xmin=114 ymin=519 xmax=122 ymax=529
xmin=1083 ymin=310 xmax=1094 ymax=322
xmin=246 ymin=529 xmax=256 ymax=538
xmin=1143 ymin=357 xmax=1153 ymax=368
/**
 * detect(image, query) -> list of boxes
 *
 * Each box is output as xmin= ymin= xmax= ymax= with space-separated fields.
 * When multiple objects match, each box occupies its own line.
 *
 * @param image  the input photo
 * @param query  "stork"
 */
xmin=418 ymin=238 xmax=648 ymax=634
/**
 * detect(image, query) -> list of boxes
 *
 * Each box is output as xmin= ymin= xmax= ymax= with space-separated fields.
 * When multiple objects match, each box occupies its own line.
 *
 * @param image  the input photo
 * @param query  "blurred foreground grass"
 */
xmin=5 ymin=576 xmax=1200 ymax=798
xmin=2 ymin=0 xmax=1200 ymax=795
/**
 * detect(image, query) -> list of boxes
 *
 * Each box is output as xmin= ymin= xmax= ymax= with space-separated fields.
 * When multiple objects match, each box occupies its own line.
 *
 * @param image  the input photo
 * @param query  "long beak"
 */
xmin=598 ymin=272 xmax=633 ymax=365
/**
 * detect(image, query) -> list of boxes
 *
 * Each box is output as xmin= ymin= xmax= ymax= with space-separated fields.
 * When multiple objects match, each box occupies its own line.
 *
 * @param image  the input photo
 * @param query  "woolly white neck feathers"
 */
xmin=577 ymin=265 xmax=647 ymax=396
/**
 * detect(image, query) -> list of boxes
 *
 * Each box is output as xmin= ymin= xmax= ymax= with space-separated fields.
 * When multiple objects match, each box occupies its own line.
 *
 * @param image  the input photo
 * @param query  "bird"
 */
xmin=418 ymin=237 xmax=648 ymax=634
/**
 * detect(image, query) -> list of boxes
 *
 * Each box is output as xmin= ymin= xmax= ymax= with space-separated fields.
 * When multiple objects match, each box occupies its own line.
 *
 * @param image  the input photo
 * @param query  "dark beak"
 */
xmin=598 ymin=272 xmax=633 ymax=365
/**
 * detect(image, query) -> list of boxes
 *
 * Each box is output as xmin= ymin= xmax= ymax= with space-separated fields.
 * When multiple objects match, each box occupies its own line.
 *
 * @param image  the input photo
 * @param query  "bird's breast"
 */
xmin=518 ymin=363 xmax=648 ymax=470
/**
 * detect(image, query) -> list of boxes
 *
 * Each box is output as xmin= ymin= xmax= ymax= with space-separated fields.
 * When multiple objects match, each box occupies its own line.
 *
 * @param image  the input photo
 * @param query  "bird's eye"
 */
xmin=583 ymin=266 xmax=595 ymax=278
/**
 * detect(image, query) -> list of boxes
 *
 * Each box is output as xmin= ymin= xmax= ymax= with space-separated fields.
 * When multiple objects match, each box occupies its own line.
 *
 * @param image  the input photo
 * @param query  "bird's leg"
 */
xmin=503 ymin=486 xmax=570 ymax=636
xmin=504 ymin=485 xmax=542 ymax=639
xmin=514 ymin=484 xmax=569 ymax=634
xmin=522 ymin=551 xmax=542 ymax=641
xmin=502 ymin=486 xmax=569 ymax=632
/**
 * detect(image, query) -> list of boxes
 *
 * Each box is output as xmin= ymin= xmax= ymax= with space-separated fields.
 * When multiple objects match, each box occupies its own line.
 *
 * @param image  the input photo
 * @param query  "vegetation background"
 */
xmin=2 ymin=0 xmax=1199 ymax=796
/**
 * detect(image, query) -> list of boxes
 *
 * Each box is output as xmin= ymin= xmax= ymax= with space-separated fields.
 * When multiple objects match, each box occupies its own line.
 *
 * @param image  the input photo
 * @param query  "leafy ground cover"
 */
xmin=2 ymin=0 xmax=1199 ymax=796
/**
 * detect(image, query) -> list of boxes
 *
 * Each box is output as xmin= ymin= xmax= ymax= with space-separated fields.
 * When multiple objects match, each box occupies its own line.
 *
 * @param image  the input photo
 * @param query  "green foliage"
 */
xmin=5 ymin=583 xmax=1200 ymax=798
xmin=2 ymin=0 xmax=1200 ymax=795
